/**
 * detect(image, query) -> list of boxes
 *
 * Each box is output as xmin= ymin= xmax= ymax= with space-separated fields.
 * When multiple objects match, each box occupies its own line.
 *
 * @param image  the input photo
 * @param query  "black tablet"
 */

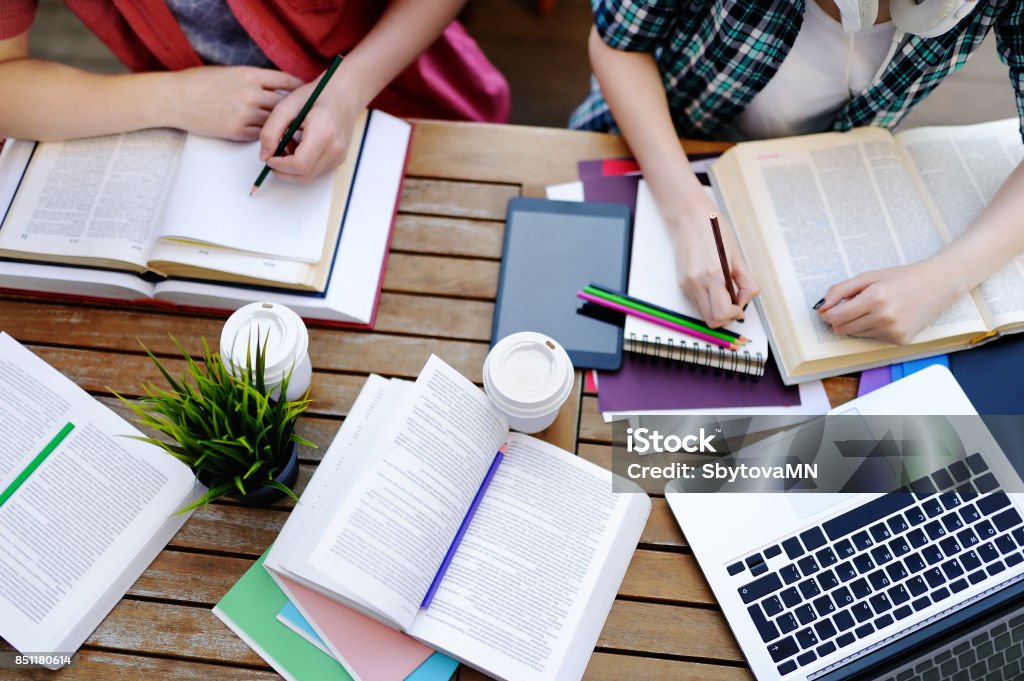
xmin=492 ymin=197 xmax=631 ymax=370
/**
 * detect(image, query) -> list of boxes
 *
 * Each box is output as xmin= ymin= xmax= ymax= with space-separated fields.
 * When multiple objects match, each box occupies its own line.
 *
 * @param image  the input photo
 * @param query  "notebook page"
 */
xmin=627 ymin=180 xmax=769 ymax=370
xmin=159 ymin=135 xmax=333 ymax=262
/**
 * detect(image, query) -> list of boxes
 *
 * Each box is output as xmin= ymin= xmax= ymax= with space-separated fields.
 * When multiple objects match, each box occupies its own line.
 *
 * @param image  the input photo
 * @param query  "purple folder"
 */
xmin=598 ymin=352 xmax=800 ymax=413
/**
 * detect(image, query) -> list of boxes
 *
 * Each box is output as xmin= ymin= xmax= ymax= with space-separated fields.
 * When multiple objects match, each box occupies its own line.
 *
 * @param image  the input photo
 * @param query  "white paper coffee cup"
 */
xmin=220 ymin=302 xmax=312 ymax=402
xmin=483 ymin=331 xmax=574 ymax=434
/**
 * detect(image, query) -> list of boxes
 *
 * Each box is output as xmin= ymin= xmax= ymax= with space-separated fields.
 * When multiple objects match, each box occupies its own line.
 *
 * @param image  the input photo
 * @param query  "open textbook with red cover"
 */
xmin=0 ymin=110 xmax=410 ymax=327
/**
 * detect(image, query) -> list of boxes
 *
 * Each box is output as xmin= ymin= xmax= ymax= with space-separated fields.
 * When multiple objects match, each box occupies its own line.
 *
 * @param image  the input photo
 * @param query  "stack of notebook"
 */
xmin=546 ymin=158 xmax=830 ymax=422
xmin=214 ymin=550 xmax=459 ymax=681
xmin=216 ymin=356 xmax=650 ymax=681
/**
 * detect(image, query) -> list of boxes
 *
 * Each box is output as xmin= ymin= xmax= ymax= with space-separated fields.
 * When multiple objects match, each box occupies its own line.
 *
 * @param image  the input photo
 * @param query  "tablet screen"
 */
xmin=492 ymin=198 xmax=631 ymax=370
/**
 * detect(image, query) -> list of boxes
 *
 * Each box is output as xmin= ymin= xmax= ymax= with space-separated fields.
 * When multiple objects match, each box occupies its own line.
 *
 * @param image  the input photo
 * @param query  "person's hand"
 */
xmin=817 ymin=259 xmax=962 ymax=345
xmin=670 ymin=194 xmax=759 ymax=328
xmin=259 ymin=78 xmax=361 ymax=183
xmin=170 ymin=66 xmax=303 ymax=141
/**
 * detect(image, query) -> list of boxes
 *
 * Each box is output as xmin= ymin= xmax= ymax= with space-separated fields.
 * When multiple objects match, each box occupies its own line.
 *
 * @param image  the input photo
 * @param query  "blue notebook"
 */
xmin=949 ymin=335 xmax=1024 ymax=415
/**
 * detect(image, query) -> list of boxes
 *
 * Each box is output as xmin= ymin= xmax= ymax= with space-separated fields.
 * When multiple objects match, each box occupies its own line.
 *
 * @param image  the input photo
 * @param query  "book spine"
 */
xmin=625 ymin=332 xmax=765 ymax=380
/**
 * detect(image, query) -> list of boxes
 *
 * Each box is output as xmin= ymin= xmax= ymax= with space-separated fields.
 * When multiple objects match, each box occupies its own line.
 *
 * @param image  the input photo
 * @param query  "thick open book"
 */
xmin=0 ymin=110 xmax=410 ymax=326
xmin=265 ymin=356 xmax=651 ymax=681
xmin=0 ymin=333 xmax=201 ymax=666
xmin=711 ymin=118 xmax=1024 ymax=384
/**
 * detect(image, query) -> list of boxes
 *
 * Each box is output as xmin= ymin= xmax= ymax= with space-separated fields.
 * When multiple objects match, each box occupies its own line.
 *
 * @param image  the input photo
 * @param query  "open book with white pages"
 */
xmin=712 ymin=118 xmax=1024 ymax=384
xmin=0 ymin=333 xmax=201 ymax=667
xmin=0 ymin=110 xmax=410 ymax=326
xmin=265 ymin=355 xmax=651 ymax=681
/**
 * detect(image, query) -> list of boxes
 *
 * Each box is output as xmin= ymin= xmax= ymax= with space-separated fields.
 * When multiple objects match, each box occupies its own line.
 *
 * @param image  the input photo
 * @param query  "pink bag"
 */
xmin=371 ymin=21 xmax=510 ymax=123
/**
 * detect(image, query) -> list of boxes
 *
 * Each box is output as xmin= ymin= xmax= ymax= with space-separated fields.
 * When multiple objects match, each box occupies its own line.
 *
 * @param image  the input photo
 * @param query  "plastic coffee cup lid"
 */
xmin=220 ymin=302 xmax=308 ymax=385
xmin=483 ymin=332 xmax=574 ymax=417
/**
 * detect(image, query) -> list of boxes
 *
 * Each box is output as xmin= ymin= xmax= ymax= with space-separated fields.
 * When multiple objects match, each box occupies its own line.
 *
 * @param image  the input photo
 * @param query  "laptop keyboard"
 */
xmin=727 ymin=453 xmax=1024 ymax=677
xmin=876 ymin=612 xmax=1024 ymax=681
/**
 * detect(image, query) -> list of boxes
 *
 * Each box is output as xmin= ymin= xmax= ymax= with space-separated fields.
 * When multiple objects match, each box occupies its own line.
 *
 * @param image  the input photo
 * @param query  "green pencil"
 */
xmin=583 ymin=285 xmax=747 ymax=346
xmin=250 ymin=54 xmax=344 ymax=195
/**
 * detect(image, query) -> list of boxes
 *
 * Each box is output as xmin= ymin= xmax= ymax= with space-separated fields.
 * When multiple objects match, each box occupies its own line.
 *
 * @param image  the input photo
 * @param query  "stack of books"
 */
xmin=216 ymin=355 xmax=651 ymax=681
xmin=549 ymin=117 xmax=1024 ymax=424
xmin=0 ymin=110 xmax=412 ymax=326
xmin=546 ymin=159 xmax=830 ymax=422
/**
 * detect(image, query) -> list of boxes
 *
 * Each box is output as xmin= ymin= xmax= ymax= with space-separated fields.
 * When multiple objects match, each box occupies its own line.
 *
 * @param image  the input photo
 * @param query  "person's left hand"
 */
xmin=259 ymin=78 xmax=361 ymax=183
xmin=816 ymin=259 xmax=963 ymax=345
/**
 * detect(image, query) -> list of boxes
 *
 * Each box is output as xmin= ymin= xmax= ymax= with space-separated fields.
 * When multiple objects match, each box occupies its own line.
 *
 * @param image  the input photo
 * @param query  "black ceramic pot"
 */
xmin=232 ymin=441 xmax=300 ymax=507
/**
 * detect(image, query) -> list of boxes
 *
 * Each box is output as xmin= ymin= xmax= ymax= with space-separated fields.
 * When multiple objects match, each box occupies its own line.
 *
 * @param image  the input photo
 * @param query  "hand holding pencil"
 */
xmin=254 ymin=55 xmax=350 ymax=191
xmin=668 ymin=200 xmax=759 ymax=328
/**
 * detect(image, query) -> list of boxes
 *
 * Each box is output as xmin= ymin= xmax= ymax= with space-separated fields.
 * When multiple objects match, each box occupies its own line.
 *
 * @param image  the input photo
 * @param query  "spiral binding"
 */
xmin=626 ymin=333 xmax=765 ymax=380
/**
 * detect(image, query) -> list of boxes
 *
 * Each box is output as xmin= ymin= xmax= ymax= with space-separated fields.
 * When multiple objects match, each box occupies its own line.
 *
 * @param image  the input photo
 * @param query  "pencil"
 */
xmin=585 ymin=283 xmax=748 ymax=343
xmin=250 ymin=54 xmax=344 ymax=195
xmin=710 ymin=213 xmax=738 ymax=306
xmin=578 ymin=291 xmax=739 ymax=350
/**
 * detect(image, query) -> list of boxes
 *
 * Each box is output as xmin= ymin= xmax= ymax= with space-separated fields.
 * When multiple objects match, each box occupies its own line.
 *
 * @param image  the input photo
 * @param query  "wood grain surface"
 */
xmin=0 ymin=121 xmax=859 ymax=680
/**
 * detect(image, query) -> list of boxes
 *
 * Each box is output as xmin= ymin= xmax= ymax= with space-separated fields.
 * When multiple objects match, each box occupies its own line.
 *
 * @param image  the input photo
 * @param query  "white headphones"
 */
xmin=833 ymin=0 xmax=980 ymax=37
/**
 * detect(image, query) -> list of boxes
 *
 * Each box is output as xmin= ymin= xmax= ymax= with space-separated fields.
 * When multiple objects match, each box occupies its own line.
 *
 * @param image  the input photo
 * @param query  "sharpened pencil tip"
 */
xmin=249 ymin=186 xmax=257 ymax=196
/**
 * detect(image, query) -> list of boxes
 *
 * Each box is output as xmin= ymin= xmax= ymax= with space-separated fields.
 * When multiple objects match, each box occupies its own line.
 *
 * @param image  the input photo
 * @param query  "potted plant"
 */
xmin=118 ymin=335 xmax=313 ymax=511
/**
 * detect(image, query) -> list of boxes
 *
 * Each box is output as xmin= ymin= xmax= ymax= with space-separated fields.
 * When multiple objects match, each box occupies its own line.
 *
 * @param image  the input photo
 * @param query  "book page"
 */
xmin=729 ymin=129 xmax=987 ymax=360
xmin=267 ymin=375 xmax=409 ymax=580
xmin=158 ymin=135 xmax=334 ymax=262
xmin=0 ymin=130 xmax=183 ymax=268
xmin=897 ymin=119 xmax=1024 ymax=327
xmin=408 ymin=434 xmax=648 ymax=681
xmin=306 ymin=356 xmax=508 ymax=631
xmin=0 ymin=333 xmax=196 ymax=654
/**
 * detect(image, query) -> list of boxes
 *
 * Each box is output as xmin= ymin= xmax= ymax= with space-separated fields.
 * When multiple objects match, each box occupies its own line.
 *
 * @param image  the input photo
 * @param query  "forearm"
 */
xmin=587 ymin=27 xmax=705 ymax=222
xmin=932 ymin=160 xmax=1024 ymax=295
xmin=327 ymin=0 xmax=465 ymax=109
xmin=0 ymin=59 xmax=178 ymax=141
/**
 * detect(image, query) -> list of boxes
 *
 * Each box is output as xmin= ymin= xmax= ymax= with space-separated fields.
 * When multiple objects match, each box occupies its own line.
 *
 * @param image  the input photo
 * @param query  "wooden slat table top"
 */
xmin=0 ymin=120 xmax=857 ymax=681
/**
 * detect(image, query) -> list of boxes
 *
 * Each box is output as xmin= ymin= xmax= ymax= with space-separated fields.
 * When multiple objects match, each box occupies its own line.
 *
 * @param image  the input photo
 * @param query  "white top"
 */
xmin=731 ymin=1 xmax=898 ymax=140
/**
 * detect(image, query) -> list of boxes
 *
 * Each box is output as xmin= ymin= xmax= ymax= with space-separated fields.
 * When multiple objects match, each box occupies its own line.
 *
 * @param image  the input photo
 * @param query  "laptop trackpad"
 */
xmin=787 ymin=492 xmax=859 ymax=519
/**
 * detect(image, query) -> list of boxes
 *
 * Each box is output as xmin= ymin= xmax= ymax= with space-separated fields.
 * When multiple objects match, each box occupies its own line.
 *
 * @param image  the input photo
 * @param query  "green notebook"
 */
xmin=213 ymin=549 xmax=353 ymax=681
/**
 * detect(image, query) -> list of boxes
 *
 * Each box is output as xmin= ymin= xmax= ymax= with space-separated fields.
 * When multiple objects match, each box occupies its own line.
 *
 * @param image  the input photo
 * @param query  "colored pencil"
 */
xmin=578 ymin=291 xmax=739 ymax=349
xmin=250 ymin=54 xmax=344 ymax=195
xmin=710 ymin=213 xmax=738 ymax=306
xmin=585 ymin=283 xmax=747 ymax=343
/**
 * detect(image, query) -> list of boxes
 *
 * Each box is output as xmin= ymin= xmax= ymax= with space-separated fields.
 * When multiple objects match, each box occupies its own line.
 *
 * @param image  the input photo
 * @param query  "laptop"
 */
xmin=666 ymin=366 xmax=1024 ymax=680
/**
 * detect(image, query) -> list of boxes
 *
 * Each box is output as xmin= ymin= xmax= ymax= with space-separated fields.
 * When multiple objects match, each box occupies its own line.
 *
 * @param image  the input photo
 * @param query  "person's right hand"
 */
xmin=170 ymin=66 xmax=304 ymax=142
xmin=670 ymin=192 xmax=759 ymax=328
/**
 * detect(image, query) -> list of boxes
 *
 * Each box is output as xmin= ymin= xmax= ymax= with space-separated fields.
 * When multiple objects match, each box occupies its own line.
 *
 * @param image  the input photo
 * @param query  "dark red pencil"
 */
xmin=710 ymin=213 xmax=738 ymax=306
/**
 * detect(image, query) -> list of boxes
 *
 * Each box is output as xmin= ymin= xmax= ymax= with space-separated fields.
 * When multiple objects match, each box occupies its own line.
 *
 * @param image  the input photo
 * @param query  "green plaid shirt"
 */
xmin=570 ymin=0 xmax=1024 ymax=141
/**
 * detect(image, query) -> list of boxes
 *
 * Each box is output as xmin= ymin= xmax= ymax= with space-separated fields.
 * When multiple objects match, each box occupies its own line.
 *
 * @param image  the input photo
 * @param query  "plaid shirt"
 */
xmin=570 ymin=0 xmax=1024 ymax=141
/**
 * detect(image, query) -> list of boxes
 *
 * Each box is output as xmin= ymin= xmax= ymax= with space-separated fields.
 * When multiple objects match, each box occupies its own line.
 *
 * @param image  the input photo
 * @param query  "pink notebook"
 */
xmin=275 ymin=575 xmax=434 ymax=681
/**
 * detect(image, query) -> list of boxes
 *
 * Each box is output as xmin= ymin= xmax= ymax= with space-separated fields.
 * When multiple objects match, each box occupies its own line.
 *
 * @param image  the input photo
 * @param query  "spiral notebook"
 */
xmin=626 ymin=180 xmax=768 ymax=377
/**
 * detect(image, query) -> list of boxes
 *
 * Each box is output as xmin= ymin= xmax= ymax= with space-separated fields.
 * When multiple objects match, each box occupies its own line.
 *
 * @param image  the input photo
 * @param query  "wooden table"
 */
xmin=1 ymin=121 xmax=859 ymax=680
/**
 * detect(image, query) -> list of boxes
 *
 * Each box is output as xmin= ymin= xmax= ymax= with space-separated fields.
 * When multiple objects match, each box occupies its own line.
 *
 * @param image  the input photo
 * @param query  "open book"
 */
xmin=0 ymin=113 xmax=370 ymax=291
xmin=0 ymin=110 xmax=409 ymax=325
xmin=265 ymin=356 xmax=651 ymax=681
xmin=0 ymin=333 xmax=201 ymax=666
xmin=711 ymin=118 xmax=1024 ymax=384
